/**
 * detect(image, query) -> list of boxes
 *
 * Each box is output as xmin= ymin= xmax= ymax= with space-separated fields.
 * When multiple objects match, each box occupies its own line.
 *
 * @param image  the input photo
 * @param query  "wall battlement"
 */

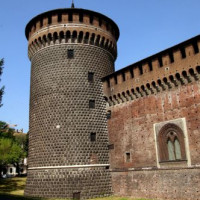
xmin=25 ymin=8 xmax=119 ymax=60
xmin=103 ymin=35 xmax=200 ymax=106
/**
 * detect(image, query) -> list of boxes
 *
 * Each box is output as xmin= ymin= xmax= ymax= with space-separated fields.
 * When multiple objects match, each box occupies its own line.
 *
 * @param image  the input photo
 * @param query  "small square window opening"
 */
xmin=90 ymin=133 xmax=96 ymax=142
xmin=73 ymin=192 xmax=80 ymax=200
xmin=126 ymin=152 xmax=131 ymax=162
xmin=108 ymin=144 xmax=114 ymax=150
xmin=68 ymin=49 xmax=74 ymax=59
xmin=89 ymin=100 xmax=95 ymax=109
xmin=106 ymin=110 xmax=111 ymax=119
xmin=88 ymin=72 xmax=94 ymax=82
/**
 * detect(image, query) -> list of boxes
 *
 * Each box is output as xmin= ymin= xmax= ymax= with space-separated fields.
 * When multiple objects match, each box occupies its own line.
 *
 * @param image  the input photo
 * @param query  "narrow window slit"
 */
xmin=89 ymin=100 xmax=95 ymax=109
xmin=169 ymin=52 xmax=174 ymax=63
xmin=88 ymin=72 xmax=94 ymax=82
xmin=108 ymin=144 xmax=114 ymax=150
xmin=158 ymin=57 xmax=163 ymax=67
xmin=126 ymin=152 xmax=131 ymax=162
xmin=90 ymin=133 xmax=96 ymax=142
xmin=67 ymin=49 xmax=74 ymax=59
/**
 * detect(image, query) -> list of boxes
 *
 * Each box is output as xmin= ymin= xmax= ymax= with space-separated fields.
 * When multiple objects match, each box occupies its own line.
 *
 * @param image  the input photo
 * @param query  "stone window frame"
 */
xmin=154 ymin=118 xmax=191 ymax=168
xmin=158 ymin=123 xmax=186 ymax=162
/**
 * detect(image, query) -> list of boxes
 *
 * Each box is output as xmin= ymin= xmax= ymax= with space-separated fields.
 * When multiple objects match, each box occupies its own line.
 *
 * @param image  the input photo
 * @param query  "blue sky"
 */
xmin=0 ymin=0 xmax=200 ymax=132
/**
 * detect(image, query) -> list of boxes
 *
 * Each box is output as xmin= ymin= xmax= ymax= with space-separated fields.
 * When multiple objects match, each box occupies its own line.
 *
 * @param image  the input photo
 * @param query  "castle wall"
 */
xmin=103 ymin=36 xmax=200 ymax=102
xmin=107 ymin=80 xmax=200 ymax=169
xmin=103 ymin=35 xmax=200 ymax=200
xmin=111 ymin=168 xmax=200 ymax=200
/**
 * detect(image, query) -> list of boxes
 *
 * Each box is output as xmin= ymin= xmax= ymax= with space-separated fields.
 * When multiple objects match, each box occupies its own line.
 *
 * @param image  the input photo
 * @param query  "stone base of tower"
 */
xmin=24 ymin=167 xmax=112 ymax=199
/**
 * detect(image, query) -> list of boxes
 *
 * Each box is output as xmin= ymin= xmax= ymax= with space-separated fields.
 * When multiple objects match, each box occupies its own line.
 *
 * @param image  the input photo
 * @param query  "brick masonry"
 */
xmin=107 ymin=81 xmax=200 ymax=169
xmin=105 ymin=68 xmax=200 ymax=200
xmin=111 ymin=168 xmax=200 ymax=200
xmin=28 ymin=44 xmax=114 ymax=168
xmin=26 ymin=167 xmax=112 ymax=199
xmin=102 ymin=32 xmax=200 ymax=200
xmin=25 ymin=7 xmax=119 ymax=198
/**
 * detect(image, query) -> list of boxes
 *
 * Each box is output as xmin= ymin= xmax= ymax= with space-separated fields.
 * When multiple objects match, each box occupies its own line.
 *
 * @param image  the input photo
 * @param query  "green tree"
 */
xmin=0 ymin=138 xmax=25 ymax=177
xmin=0 ymin=59 xmax=5 ymax=107
xmin=0 ymin=121 xmax=15 ymax=139
xmin=15 ymin=133 xmax=28 ymax=157
xmin=9 ymin=142 xmax=25 ymax=175
xmin=0 ymin=138 xmax=12 ymax=177
xmin=0 ymin=121 xmax=28 ymax=177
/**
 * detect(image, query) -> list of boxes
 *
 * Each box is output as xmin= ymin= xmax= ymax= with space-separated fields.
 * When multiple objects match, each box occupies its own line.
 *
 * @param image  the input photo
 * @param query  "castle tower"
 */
xmin=25 ymin=5 xmax=119 ymax=199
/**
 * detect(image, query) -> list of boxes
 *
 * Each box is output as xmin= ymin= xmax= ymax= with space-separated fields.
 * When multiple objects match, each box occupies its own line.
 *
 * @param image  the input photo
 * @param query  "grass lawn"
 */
xmin=0 ymin=177 xmax=152 ymax=200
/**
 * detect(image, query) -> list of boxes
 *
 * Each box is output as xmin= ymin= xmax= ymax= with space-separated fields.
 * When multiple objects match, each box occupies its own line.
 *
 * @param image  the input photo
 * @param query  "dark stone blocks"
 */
xmin=25 ymin=167 xmax=112 ymax=199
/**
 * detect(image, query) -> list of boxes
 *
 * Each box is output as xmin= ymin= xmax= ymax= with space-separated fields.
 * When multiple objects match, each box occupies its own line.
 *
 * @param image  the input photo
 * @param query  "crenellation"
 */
xmin=62 ymin=12 xmax=68 ymax=23
xmin=185 ymin=44 xmax=194 ymax=57
xmin=103 ymin=36 xmax=200 ymax=105
xmin=162 ymin=53 xmax=171 ymax=65
xmin=83 ymin=14 xmax=90 ymax=25
xmin=143 ymin=63 xmax=151 ymax=74
xmin=101 ymin=20 xmax=107 ymax=32
xmin=93 ymin=16 xmax=99 ymax=27
xmin=35 ymin=21 xmax=40 ymax=31
xmin=103 ymin=66 xmax=200 ymax=106
xmin=133 ymin=66 xmax=141 ymax=77
xmin=43 ymin=16 xmax=48 ymax=27
xmin=73 ymin=13 xmax=79 ymax=23
xmin=52 ymin=14 xmax=58 ymax=24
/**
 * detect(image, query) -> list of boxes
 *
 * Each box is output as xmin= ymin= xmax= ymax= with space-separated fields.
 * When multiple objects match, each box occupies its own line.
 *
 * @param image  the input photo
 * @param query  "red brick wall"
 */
xmin=103 ymin=35 xmax=200 ymax=200
xmin=108 ymin=81 xmax=200 ymax=169
xmin=111 ymin=168 xmax=200 ymax=200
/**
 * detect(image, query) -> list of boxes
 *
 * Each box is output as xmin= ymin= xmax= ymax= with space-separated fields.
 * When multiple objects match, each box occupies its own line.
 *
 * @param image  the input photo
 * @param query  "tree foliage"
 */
xmin=15 ymin=133 xmax=28 ymax=157
xmin=0 ymin=138 xmax=12 ymax=167
xmin=0 ymin=121 xmax=15 ymax=139
xmin=0 ymin=121 xmax=28 ymax=177
xmin=0 ymin=59 xmax=4 ymax=107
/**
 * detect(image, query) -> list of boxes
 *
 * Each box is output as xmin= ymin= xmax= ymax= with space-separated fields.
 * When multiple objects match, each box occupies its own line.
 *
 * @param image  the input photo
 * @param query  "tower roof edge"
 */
xmin=25 ymin=8 xmax=120 ymax=41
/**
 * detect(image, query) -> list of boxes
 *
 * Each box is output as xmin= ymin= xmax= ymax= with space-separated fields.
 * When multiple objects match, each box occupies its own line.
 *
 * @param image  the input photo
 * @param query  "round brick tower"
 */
xmin=25 ymin=5 xmax=119 ymax=199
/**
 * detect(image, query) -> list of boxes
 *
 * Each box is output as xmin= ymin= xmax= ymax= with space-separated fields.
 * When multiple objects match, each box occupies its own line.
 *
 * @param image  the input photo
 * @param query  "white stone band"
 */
xmin=31 ymin=23 xmax=112 ymax=40
xmin=28 ymin=164 xmax=110 ymax=170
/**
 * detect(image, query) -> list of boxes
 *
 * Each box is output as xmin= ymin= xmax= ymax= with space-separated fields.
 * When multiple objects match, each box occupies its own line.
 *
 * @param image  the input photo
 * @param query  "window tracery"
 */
xmin=158 ymin=123 xmax=186 ymax=162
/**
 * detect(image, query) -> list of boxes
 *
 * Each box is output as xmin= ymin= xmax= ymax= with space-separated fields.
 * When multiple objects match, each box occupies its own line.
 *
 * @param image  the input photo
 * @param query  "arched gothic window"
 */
xmin=158 ymin=123 xmax=186 ymax=162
